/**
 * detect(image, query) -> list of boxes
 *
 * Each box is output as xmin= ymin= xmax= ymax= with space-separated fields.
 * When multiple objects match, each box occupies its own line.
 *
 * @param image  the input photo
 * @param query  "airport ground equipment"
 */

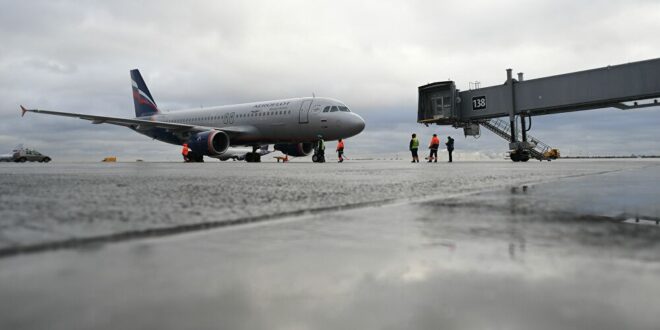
xmin=418 ymin=58 xmax=660 ymax=161
xmin=479 ymin=118 xmax=555 ymax=161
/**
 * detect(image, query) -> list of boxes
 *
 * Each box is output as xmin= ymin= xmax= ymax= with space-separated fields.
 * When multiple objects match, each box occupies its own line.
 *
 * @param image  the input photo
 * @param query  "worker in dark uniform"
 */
xmin=446 ymin=136 xmax=455 ymax=162
xmin=428 ymin=134 xmax=440 ymax=162
xmin=409 ymin=133 xmax=419 ymax=163
xmin=336 ymin=138 xmax=345 ymax=162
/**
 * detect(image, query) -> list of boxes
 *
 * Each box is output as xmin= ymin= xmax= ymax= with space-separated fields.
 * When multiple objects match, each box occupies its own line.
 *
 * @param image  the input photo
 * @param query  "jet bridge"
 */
xmin=418 ymin=58 xmax=660 ymax=161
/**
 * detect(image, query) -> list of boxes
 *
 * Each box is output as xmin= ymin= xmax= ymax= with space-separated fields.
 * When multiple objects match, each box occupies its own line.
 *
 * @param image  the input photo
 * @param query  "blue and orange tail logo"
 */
xmin=130 ymin=69 xmax=159 ymax=118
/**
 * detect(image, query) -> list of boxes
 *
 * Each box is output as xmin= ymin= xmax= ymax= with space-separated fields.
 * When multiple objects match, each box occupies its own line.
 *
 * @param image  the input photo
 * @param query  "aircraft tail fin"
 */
xmin=130 ymin=69 xmax=159 ymax=117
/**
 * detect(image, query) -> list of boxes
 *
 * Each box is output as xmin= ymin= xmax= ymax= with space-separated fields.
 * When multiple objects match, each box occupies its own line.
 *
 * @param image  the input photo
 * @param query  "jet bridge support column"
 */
xmin=520 ymin=113 xmax=527 ymax=143
xmin=507 ymin=69 xmax=517 ymax=144
xmin=518 ymin=72 xmax=528 ymax=144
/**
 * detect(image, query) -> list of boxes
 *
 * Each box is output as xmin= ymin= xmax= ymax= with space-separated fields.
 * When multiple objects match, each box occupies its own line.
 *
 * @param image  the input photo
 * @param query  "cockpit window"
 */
xmin=323 ymin=106 xmax=330 ymax=113
xmin=339 ymin=106 xmax=350 ymax=112
xmin=330 ymin=106 xmax=338 ymax=112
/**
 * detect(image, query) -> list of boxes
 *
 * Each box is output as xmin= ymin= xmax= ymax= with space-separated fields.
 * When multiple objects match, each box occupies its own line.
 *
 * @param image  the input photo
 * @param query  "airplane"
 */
xmin=21 ymin=69 xmax=366 ymax=162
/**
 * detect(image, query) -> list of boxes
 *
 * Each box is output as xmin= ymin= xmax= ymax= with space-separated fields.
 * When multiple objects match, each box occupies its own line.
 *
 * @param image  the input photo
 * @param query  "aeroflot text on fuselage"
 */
xmin=254 ymin=102 xmax=290 ymax=108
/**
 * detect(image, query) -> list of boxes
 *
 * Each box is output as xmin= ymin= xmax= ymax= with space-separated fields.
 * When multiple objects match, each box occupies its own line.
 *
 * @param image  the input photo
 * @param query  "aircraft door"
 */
xmin=299 ymin=100 xmax=312 ymax=124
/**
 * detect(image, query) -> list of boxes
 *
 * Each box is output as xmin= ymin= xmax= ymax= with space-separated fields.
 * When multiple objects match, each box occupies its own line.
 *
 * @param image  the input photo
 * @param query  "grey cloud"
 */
xmin=23 ymin=58 xmax=77 ymax=75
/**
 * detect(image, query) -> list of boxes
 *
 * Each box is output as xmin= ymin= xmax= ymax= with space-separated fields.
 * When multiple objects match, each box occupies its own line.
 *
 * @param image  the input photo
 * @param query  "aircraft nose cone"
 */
xmin=352 ymin=113 xmax=366 ymax=135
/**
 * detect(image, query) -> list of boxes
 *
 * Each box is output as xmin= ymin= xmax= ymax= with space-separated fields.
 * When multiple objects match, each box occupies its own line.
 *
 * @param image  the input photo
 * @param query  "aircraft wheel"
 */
xmin=188 ymin=153 xmax=203 ymax=162
xmin=312 ymin=154 xmax=318 ymax=163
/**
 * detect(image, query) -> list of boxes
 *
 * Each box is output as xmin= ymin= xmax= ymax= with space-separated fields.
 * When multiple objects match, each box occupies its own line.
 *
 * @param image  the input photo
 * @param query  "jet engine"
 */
xmin=188 ymin=130 xmax=230 ymax=156
xmin=274 ymin=142 xmax=314 ymax=157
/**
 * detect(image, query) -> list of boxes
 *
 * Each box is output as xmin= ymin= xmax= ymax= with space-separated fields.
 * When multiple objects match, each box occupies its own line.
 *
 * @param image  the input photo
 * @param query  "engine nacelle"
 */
xmin=274 ymin=142 xmax=314 ymax=157
xmin=188 ymin=130 xmax=230 ymax=156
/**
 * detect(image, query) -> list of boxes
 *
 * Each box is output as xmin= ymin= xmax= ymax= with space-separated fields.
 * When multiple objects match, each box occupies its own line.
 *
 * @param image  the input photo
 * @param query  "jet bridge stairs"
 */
xmin=479 ymin=118 xmax=553 ymax=161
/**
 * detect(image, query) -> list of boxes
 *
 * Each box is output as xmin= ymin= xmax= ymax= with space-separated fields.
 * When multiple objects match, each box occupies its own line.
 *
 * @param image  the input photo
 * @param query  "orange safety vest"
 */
xmin=182 ymin=144 xmax=189 ymax=156
xmin=337 ymin=141 xmax=344 ymax=150
xmin=431 ymin=136 xmax=440 ymax=146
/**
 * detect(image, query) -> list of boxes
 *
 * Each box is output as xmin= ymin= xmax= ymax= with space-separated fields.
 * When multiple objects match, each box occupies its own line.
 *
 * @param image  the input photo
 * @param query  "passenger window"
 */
xmin=330 ymin=106 xmax=338 ymax=112
xmin=323 ymin=106 xmax=330 ymax=112
xmin=339 ymin=106 xmax=350 ymax=112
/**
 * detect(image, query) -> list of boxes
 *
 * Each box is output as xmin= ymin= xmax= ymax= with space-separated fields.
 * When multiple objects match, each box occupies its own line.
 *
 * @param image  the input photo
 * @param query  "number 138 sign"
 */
xmin=472 ymin=96 xmax=487 ymax=111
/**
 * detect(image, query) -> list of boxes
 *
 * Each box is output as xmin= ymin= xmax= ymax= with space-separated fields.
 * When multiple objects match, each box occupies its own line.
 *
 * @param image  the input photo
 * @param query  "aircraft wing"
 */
xmin=20 ymin=106 xmax=248 ymax=135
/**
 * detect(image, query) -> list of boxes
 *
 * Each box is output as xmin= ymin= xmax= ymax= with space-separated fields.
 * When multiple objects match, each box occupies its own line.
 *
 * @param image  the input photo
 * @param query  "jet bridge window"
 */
xmin=330 ymin=106 xmax=338 ymax=112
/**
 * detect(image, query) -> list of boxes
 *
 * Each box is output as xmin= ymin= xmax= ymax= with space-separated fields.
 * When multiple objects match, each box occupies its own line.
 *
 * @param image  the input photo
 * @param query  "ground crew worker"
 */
xmin=181 ymin=143 xmax=190 ymax=162
xmin=409 ymin=133 xmax=419 ymax=163
xmin=336 ymin=138 xmax=345 ymax=162
xmin=428 ymin=134 xmax=440 ymax=162
xmin=446 ymin=136 xmax=455 ymax=162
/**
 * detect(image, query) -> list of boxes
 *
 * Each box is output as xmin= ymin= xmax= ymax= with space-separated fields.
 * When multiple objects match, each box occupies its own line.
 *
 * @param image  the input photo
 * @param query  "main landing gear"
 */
xmin=245 ymin=146 xmax=261 ymax=163
xmin=184 ymin=152 xmax=204 ymax=163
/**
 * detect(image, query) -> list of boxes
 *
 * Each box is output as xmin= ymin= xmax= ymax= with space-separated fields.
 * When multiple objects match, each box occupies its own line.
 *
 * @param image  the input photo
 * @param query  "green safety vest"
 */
xmin=411 ymin=138 xmax=419 ymax=149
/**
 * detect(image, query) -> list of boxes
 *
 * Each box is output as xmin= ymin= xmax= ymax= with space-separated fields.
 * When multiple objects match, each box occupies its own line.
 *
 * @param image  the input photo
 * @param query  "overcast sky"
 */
xmin=1 ymin=0 xmax=660 ymax=160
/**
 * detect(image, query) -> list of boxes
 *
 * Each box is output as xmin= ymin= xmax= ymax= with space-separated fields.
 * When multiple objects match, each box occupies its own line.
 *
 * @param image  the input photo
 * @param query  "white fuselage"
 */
xmin=144 ymin=97 xmax=365 ymax=146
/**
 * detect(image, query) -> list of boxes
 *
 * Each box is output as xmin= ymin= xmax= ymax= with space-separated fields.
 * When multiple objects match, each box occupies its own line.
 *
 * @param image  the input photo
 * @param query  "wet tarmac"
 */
xmin=1 ymin=160 xmax=660 ymax=329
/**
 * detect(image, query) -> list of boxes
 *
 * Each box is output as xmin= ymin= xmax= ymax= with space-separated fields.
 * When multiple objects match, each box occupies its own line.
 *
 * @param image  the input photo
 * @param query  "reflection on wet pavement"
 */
xmin=0 ymin=162 xmax=659 ymax=329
